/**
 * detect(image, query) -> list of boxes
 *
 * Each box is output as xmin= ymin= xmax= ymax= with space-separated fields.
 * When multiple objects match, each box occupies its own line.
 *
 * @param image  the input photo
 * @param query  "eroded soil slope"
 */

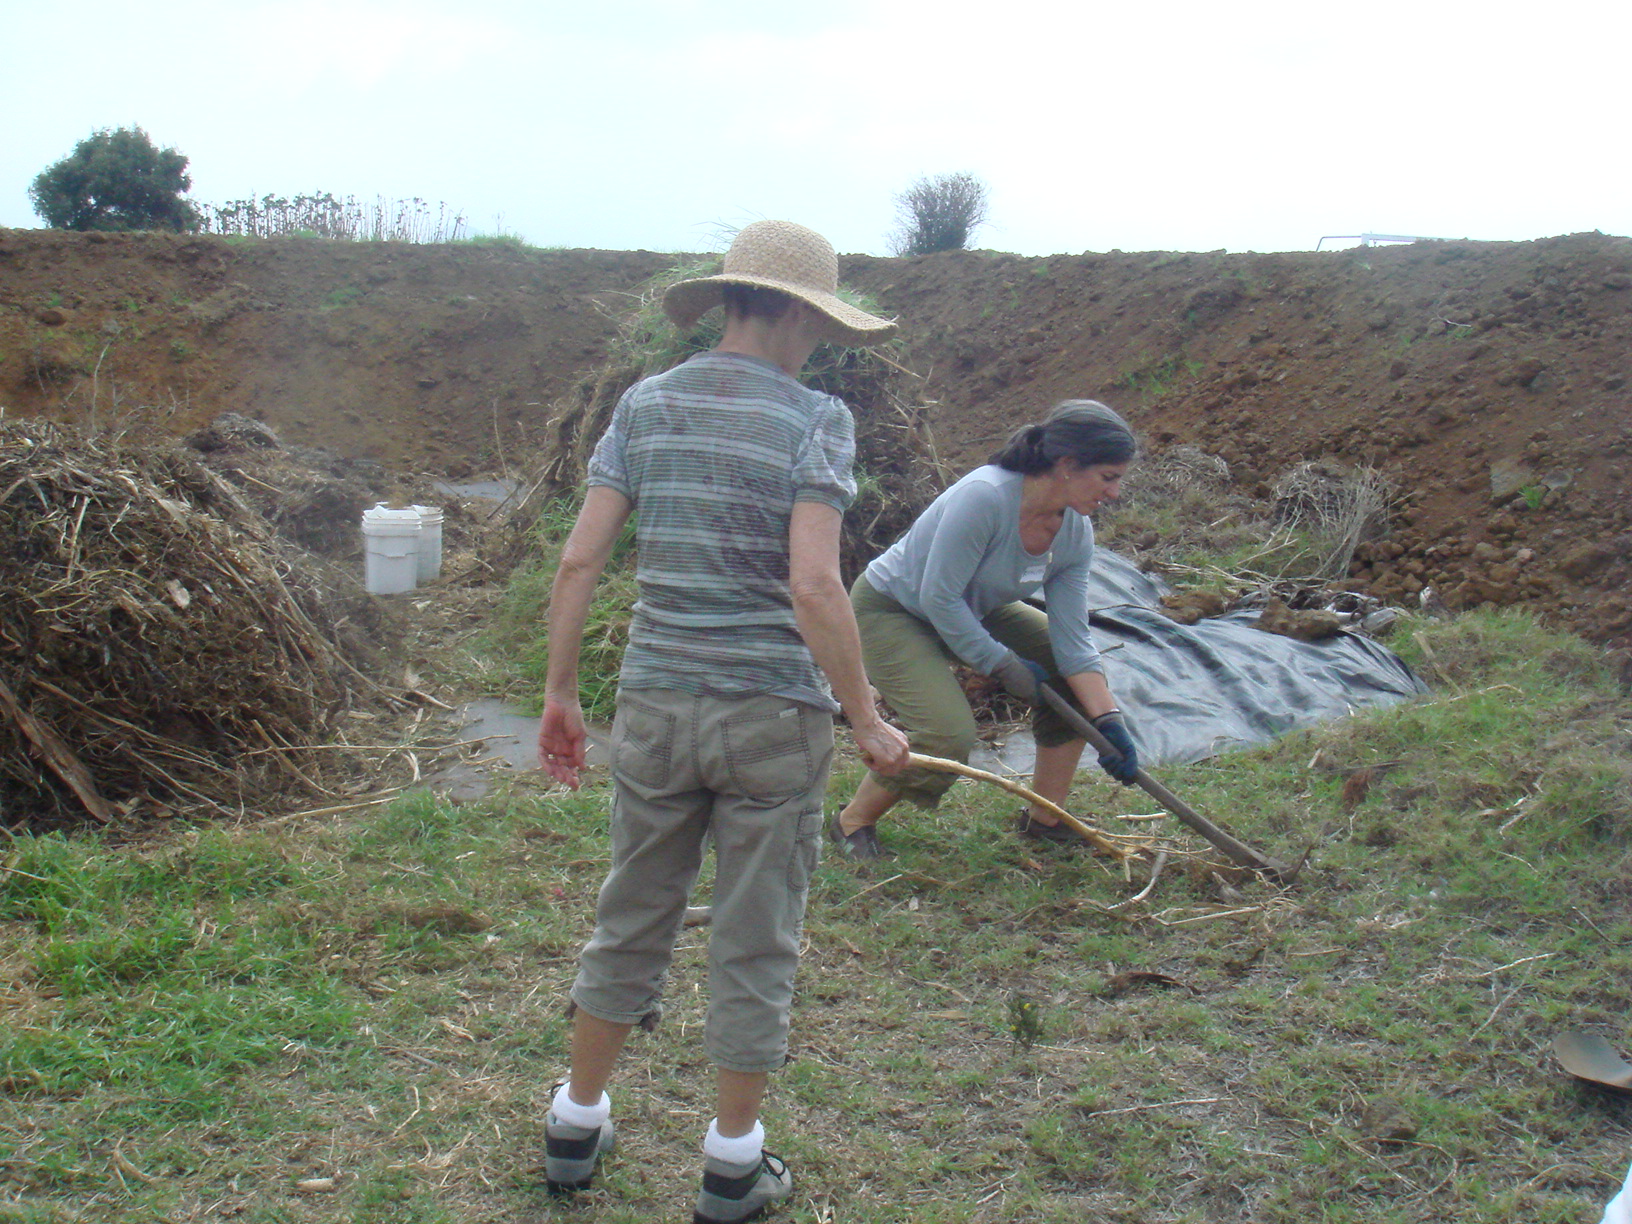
xmin=0 ymin=230 xmax=672 ymax=475
xmin=842 ymin=235 xmax=1632 ymax=646
xmin=2 ymin=228 xmax=1628 ymax=647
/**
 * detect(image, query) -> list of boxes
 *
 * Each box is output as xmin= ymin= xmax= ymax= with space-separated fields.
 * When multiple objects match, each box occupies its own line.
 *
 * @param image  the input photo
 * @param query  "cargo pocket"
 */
xmin=787 ymin=806 xmax=823 ymax=892
xmin=721 ymin=702 xmax=815 ymax=801
xmin=610 ymin=695 xmax=676 ymax=791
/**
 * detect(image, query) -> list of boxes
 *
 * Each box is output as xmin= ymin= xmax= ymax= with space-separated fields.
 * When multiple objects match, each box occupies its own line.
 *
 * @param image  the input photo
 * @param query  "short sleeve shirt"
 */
xmin=587 ymin=350 xmax=857 ymax=710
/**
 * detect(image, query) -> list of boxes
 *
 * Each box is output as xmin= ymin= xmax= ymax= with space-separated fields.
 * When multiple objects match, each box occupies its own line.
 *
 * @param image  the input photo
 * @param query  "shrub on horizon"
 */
xmin=888 ymin=171 xmax=989 ymax=256
xmin=30 ymin=126 xmax=201 ymax=233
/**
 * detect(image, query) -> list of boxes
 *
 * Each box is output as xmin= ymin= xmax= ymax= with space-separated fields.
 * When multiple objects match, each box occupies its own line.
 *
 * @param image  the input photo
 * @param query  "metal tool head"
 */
xmin=1553 ymin=1030 xmax=1632 ymax=1090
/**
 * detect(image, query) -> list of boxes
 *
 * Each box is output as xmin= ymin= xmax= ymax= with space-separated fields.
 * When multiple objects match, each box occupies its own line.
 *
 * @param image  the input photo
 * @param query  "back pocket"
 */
xmin=611 ymin=696 xmax=676 ymax=790
xmin=721 ymin=703 xmax=816 ymax=801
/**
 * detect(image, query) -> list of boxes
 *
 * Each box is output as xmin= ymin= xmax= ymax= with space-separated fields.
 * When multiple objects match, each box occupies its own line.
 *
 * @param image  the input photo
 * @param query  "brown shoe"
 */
xmin=827 ymin=813 xmax=892 ymax=860
xmin=1015 ymin=809 xmax=1081 ymax=849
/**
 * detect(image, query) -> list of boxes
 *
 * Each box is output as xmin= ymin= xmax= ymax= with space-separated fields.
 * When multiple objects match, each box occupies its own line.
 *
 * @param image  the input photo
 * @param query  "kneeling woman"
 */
xmin=832 ymin=400 xmax=1140 ymax=859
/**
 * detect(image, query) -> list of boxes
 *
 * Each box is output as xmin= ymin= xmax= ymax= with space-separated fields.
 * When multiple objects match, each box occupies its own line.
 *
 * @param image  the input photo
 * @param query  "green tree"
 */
xmin=888 ymin=171 xmax=990 ymax=256
xmin=29 ymin=126 xmax=201 ymax=232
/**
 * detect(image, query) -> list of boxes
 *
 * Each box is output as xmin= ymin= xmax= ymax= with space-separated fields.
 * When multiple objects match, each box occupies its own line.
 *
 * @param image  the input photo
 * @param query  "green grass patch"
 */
xmin=452 ymin=232 xmax=537 ymax=253
xmin=322 ymin=284 xmax=364 ymax=309
xmin=481 ymin=493 xmax=639 ymax=721
xmin=1118 ymin=353 xmax=1206 ymax=399
xmin=2 ymin=611 xmax=1630 ymax=1221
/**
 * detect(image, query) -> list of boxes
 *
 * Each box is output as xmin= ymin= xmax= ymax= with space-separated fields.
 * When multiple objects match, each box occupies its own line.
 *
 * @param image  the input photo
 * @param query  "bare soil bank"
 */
xmin=2 ymin=228 xmax=1628 ymax=647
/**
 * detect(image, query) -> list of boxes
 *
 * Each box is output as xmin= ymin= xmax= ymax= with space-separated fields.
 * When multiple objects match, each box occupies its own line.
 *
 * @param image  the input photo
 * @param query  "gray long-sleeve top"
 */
xmin=861 ymin=465 xmax=1105 ymax=678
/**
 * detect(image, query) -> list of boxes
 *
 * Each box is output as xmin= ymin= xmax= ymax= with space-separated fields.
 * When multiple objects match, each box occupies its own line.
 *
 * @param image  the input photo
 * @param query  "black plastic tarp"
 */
xmin=1080 ymin=551 xmax=1428 ymax=767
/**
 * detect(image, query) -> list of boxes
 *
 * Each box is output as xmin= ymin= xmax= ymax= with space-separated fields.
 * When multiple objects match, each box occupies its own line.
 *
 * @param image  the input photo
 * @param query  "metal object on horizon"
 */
xmin=1316 ymin=232 xmax=1445 ymax=250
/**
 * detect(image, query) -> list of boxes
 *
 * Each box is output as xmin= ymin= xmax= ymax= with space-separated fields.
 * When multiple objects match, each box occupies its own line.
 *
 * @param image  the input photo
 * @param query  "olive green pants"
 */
xmin=851 ymin=574 xmax=1090 ymax=808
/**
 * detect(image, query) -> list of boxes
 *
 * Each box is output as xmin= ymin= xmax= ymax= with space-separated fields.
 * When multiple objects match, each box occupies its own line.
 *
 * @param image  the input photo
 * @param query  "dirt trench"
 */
xmin=1 ymin=227 xmax=1628 ymax=648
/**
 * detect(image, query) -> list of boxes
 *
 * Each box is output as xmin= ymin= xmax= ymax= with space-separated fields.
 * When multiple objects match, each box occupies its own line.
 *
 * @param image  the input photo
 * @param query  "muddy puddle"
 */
xmin=428 ymin=698 xmax=608 ymax=802
xmin=432 ymin=478 xmax=520 ymax=507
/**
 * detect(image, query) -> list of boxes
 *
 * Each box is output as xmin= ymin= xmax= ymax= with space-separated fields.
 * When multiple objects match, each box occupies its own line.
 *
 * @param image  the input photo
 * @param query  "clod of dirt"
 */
xmin=1341 ymin=768 xmax=1378 ymax=812
xmin=1358 ymin=1099 xmax=1420 ymax=1143
xmin=1160 ymin=590 xmax=1230 ymax=624
xmin=1255 ymin=596 xmax=1346 ymax=641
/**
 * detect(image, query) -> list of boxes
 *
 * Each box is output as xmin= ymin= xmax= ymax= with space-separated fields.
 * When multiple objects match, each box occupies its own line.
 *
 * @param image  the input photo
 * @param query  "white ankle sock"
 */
xmin=704 ymin=1118 xmax=764 ymax=1165
xmin=550 ymin=1084 xmax=610 ymax=1129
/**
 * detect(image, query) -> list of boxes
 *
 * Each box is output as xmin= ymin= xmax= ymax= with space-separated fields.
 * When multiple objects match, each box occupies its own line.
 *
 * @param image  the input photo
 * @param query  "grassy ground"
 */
xmin=3 ymin=609 xmax=1631 ymax=1223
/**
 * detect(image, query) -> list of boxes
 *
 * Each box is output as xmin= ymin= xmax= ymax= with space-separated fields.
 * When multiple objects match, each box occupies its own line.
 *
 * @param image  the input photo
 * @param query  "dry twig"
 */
xmin=905 ymin=752 xmax=1137 ymax=859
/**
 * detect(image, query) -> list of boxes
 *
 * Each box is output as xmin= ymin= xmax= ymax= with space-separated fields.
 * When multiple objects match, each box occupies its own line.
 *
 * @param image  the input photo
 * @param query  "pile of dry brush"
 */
xmin=0 ymin=420 xmax=382 ymax=828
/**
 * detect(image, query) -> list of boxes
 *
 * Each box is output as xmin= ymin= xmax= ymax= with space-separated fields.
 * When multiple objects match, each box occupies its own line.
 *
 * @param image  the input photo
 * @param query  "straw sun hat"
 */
xmin=661 ymin=220 xmax=897 ymax=347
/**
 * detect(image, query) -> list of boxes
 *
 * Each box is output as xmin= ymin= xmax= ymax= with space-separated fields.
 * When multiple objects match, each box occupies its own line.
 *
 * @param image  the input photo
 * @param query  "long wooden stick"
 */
xmin=906 ymin=752 xmax=1134 ymax=860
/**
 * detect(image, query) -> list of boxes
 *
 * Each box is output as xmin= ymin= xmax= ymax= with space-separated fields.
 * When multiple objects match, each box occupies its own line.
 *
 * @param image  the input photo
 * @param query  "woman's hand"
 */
xmin=852 ymin=717 xmax=911 ymax=776
xmin=1091 ymin=712 xmax=1140 ymax=783
xmin=993 ymin=653 xmax=1050 ymax=704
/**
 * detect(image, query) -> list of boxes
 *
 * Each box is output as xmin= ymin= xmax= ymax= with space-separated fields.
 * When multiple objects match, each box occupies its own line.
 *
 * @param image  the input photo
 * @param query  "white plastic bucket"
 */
xmin=361 ymin=505 xmax=422 ymax=594
xmin=411 ymin=505 xmax=443 ymax=583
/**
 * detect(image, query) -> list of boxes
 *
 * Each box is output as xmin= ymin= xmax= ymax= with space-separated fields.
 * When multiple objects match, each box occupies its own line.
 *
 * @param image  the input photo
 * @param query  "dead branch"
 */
xmin=905 ymin=752 xmax=1137 ymax=860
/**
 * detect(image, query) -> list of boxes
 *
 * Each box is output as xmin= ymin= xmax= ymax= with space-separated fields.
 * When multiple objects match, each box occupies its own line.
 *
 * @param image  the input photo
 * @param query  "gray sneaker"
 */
xmin=693 ymin=1150 xmax=792 ymax=1223
xmin=544 ymin=1112 xmax=615 ymax=1195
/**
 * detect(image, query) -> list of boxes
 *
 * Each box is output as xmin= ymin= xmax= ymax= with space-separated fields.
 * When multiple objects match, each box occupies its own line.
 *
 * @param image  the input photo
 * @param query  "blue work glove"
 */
xmin=992 ymin=654 xmax=1051 ymax=705
xmin=1092 ymin=713 xmax=1140 ymax=784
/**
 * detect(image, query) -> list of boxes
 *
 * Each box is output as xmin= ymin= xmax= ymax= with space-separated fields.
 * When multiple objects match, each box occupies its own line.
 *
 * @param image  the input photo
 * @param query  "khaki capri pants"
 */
xmin=570 ymin=689 xmax=832 ymax=1074
xmin=852 ymin=573 xmax=1091 ymax=808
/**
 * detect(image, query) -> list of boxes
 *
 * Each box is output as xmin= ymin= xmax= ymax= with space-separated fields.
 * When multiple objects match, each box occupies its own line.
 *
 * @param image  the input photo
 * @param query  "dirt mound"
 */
xmin=2 ymin=227 xmax=1628 ymax=648
xmin=0 ymin=229 xmax=672 ymax=472
xmin=838 ymin=234 xmax=1632 ymax=645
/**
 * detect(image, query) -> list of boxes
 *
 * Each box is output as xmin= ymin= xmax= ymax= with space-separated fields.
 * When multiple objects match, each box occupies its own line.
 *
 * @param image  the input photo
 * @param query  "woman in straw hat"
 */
xmin=830 ymin=399 xmax=1142 ymax=860
xmin=537 ymin=220 xmax=909 ymax=1223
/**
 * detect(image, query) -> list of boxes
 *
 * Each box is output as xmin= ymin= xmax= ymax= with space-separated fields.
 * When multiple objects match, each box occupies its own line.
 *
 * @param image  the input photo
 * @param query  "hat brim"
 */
xmin=662 ymin=274 xmax=898 ymax=348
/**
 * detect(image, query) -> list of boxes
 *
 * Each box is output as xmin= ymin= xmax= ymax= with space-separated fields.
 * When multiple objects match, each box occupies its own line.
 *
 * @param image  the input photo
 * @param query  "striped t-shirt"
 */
xmin=586 ymin=350 xmax=857 ymax=711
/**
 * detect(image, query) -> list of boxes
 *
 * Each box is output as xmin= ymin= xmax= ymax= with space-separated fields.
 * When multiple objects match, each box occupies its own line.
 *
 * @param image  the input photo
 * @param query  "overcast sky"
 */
xmin=4 ymin=0 xmax=1627 ymax=258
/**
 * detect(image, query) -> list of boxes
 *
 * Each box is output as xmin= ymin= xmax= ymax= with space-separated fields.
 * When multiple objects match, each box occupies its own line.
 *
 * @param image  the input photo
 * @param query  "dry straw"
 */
xmin=0 ymin=421 xmax=381 ymax=826
xmin=1271 ymin=460 xmax=1395 ymax=580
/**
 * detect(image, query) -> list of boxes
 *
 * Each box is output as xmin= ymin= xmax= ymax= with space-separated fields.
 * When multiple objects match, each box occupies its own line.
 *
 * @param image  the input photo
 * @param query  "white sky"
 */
xmin=3 ymin=0 xmax=1627 ymax=257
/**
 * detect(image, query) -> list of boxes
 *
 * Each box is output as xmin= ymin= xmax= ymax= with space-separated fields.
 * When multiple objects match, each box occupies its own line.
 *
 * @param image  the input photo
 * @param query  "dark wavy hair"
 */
xmin=989 ymin=400 xmax=1138 ymax=475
